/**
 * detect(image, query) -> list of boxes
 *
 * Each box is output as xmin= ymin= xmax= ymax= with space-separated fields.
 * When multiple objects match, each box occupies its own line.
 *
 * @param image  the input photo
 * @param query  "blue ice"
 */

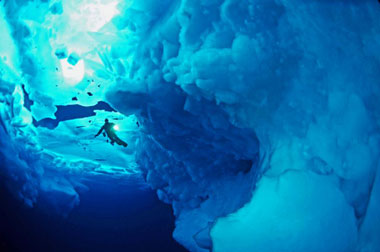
xmin=1 ymin=0 xmax=380 ymax=251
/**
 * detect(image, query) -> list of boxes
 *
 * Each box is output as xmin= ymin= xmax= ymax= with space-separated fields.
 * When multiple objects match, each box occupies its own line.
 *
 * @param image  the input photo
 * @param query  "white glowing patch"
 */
xmin=113 ymin=124 xmax=120 ymax=131
xmin=60 ymin=59 xmax=85 ymax=85
xmin=11 ymin=85 xmax=33 ymax=126
xmin=72 ymin=1 xmax=120 ymax=32
xmin=20 ymin=108 xmax=33 ymax=125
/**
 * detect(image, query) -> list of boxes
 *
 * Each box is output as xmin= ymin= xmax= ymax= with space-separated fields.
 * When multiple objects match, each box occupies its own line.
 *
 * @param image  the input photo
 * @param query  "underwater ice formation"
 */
xmin=1 ymin=0 xmax=380 ymax=251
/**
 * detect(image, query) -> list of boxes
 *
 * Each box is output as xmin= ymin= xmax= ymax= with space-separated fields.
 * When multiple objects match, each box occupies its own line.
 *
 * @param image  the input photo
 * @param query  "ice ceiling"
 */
xmin=1 ymin=0 xmax=380 ymax=251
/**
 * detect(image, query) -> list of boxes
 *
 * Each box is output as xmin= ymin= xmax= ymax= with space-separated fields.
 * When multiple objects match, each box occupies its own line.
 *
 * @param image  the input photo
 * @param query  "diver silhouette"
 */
xmin=95 ymin=119 xmax=128 ymax=147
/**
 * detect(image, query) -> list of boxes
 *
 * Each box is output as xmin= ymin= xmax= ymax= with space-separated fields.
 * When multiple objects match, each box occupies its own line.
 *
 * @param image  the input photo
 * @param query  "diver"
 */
xmin=95 ymin=119 xmax=128 ymax=147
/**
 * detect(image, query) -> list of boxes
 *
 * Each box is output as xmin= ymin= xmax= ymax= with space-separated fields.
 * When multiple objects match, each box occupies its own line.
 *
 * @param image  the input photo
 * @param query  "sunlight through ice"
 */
xmin=60 ymin=59 xmax=85 ymax=85
xmin=71 ymin=1 xmax=120 ymax=32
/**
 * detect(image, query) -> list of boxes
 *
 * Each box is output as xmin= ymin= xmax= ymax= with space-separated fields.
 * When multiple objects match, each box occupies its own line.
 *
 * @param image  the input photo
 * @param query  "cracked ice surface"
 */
xmin=1 ymin=0 xmax=380 ymax=251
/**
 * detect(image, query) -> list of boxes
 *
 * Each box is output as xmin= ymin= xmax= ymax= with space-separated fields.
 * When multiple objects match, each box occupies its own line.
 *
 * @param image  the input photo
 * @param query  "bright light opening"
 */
xmin=71 ymin=1 xmax=120 ymax=32
xmin=60 ymin=59 xmax=85 ymax=85
xmin=113 ymin=124 xmax=120 ymax=131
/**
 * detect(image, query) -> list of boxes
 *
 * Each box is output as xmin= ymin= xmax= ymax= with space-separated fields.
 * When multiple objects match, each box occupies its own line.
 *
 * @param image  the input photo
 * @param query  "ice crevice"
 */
xmin=1 ymin=0 xmax=380 ymax=252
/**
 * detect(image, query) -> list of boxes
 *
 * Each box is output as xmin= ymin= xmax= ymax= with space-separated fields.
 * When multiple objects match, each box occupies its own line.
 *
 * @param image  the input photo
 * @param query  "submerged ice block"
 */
xmin=67 ymin=52 xmax=80 ymax=66
xmin=211 ymin=171 xmax=358 ymax=252
xmin=55 ymin=47 xmax=68 ymax=59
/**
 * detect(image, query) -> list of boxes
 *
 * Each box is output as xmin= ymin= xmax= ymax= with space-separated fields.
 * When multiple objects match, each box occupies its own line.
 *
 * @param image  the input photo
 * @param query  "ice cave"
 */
xmin=0 ymin=0 xmax=380 ymax=251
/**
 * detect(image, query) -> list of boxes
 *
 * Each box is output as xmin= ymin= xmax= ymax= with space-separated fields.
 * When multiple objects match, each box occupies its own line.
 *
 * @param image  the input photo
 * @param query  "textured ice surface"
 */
xmin=211 ymin=171 xmax=358 ymax=252
xmin=1 ymin=0 xmax=380 ymax=251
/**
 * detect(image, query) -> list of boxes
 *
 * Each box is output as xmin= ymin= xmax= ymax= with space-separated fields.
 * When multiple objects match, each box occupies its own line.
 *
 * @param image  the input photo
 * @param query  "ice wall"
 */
xmin=207 ymin=1 xmax=380 ymax=252
xmin=1 ymin=0 xmax=380 ymax=251
xmin=105 ymin=0 xmax=380 ymax=251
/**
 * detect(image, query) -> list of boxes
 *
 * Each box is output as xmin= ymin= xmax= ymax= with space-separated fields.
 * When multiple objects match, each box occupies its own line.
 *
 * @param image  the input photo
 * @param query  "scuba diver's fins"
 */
xmin=119 ymin=139 xmax=128 ymax=147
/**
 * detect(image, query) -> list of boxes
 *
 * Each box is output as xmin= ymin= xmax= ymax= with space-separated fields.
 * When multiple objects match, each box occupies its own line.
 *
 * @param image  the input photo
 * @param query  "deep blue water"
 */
xmin=0 ymin=90 xmax=186 ymax=251
xmin=0 ymin=174 xmax=187 ymax=252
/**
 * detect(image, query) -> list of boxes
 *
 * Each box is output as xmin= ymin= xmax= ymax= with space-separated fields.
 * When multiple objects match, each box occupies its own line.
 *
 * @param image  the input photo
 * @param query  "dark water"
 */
xmin=33 ymin=101 xmax=116 ymax=129
xmin=0 ymin=175 xmax=187 ymax=252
